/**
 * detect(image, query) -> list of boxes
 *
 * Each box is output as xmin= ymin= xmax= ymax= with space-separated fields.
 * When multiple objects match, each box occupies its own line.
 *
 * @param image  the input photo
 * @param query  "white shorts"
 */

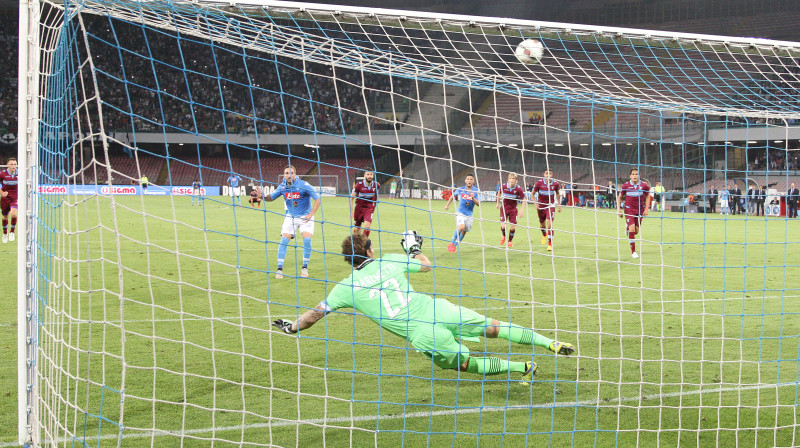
xmin=281 ymin=215 xmax=315 ymax=236
xmin=720 ymin=199 xmax=729 ymax=208
xmin=456 ymin=214 xmax=473 ymax=232
xmin=230 ymin=187 xmax=241 ymax=196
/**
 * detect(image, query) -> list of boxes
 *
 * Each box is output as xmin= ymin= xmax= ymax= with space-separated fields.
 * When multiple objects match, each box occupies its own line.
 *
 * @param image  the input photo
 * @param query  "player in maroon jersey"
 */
xmin=532 ymin=169 xmax=561 ymax=252
xmin=616 ymin=168 xmax=651 ymax=259
xmin=350 ymin=171 xmax=380 ymax=237
xmin=495 ymin=173 xmax=527 ymax=248
xmin=248 ymin=186 xmax=262 ymax=208
xmin=0 ymin=158 xmax=19 ymax=243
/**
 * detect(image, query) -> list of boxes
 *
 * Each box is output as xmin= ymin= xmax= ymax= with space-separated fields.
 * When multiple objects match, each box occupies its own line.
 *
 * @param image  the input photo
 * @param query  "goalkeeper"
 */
xmin=273 ymin=231 xmax=575 ymax=382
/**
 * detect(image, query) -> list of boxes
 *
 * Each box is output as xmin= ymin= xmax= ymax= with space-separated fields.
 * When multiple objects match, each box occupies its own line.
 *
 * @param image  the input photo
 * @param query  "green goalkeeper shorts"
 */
xmin=409 ymin=299 xmax=492 ymax=370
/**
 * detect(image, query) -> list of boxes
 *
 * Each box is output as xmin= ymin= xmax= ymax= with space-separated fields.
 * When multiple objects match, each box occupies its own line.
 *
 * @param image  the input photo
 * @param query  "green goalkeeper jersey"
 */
xmin=323 ymin=254 xmax=432 ymax=339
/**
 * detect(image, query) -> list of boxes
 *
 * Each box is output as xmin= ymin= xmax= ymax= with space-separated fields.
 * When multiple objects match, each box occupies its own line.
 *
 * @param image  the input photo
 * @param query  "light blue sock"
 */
xmin=459 ymin=231 xmax=466 ymax=241
xmin=277 ymin=237 xmax=289 ymax=269
xmin=302 ymin=237 xmax=312 ymax=267
xmin=452 ymin=230 xmax=460 ymax=244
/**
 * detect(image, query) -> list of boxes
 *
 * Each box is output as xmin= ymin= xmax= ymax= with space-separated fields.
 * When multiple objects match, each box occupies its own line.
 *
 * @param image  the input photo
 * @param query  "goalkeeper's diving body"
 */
xmin=273 ymin=231 xmax=575 ymax=382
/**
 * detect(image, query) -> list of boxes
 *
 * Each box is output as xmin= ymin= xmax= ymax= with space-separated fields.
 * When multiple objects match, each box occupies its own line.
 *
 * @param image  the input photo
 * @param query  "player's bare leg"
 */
xmin=545 ymin=219 xmax=554 ymax=251
xmin=499 ymin=222 xmax=506 ymax=245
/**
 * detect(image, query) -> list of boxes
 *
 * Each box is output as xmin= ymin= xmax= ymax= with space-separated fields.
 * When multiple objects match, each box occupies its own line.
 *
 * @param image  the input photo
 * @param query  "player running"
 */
xmin=532 ymin=169 xmax=561 ymax=252
xmin=0 ymin=158 xmax=18 ymax=243
xmin=351 ymin=170 xmax=380 ymax=237
xmin=272 ymin=231 xmax=575 ymax=382
xmin=444 ymin=174 xmax=480 ymax=253
xmin=617 ymin=168 xmax=651 ymax=259
xmin=496 ymin=173 xmax=526 ymax=248
xmin=265 ymin=166 xmax=321 ymax=278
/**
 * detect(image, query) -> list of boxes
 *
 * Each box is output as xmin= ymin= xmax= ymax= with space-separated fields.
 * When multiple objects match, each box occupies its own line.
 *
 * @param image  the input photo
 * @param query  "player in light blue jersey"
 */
xmin=719 ymin=187 xmax=730 ymax=215
xmin=444 ymin=174 xmax=480 ymax=253
xmin=227 ymin=173 xmax=243 ymax=205
xmin=265 ymin=165 xmax=322 ymax=278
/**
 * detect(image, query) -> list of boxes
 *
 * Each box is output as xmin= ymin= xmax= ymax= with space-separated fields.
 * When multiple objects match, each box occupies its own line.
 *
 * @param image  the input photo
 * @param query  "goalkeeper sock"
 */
xmin=277 ymin=236 xmax=289 ymax=269
xmin=302 ymin=237 xmax=312 ymax=265
xmin=466 ymin=357 xmax=527 ymax=375
xmin=508 ymin=230 xmax=515 ymax=241
xmin=496 ymin=322 xmax=554 ymax=349
xmin=628 ymin=232 xmax=636 ymax=253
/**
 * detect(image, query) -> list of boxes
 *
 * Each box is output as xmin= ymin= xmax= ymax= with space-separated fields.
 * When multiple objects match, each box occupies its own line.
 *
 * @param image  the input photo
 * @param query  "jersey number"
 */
xmin=369 ymin=278 xmax=410 ymax=319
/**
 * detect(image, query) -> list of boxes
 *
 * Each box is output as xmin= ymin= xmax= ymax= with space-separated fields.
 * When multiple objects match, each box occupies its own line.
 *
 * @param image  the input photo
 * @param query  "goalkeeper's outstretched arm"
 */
xmin=273 ymin=303 xmax=328 ymax=334
xmin=413 ymin=252 xmax=433 ymax=273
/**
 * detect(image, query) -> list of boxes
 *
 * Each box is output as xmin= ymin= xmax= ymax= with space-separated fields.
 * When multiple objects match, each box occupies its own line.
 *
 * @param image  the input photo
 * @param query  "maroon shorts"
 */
xmin=354 ymin=207 xmax=374 ymax=226
xmin=1 ymin=196 xmax=17 ymax=215
xmin=625 ymin=213 xmax=643 ymax=228
xmin=500 ymin=208 xmax=518 ymax=224
xmin=537 ymin=207 xmax=555 ymax=223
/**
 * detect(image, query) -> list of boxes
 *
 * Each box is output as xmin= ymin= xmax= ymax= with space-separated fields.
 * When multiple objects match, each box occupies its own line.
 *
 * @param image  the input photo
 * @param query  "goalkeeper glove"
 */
xmin=272 ymin=319 xmax=297 ymax=334
xmin=401 ymin=230 xmax=423 ymax=256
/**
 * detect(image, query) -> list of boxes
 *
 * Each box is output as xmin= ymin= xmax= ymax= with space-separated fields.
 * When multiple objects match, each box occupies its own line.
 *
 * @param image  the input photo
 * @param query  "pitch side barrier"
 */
xmin=36 ymin=185 xmax=221 ymax=196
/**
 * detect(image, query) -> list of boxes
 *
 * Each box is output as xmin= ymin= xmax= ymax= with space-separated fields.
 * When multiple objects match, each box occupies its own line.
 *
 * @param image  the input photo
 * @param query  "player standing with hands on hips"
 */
xmin=272 ymin=230 xmax=574 ymax=382
xmin=265 ymin=166 xmax=321 ymax=279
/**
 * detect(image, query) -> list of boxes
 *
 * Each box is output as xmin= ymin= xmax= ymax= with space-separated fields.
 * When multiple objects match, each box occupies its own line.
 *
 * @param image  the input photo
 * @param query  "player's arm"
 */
xmin=616 ymin=191 xmax=624 ymax=216
xmin=350 ymin=187 xmax=358 ymax=215
xmin=304 ymin=197 xmax=322 ymax=221
xmin=495 ymin=190 xmax=501 ymax=209
xmin=413 ymin=252 xmax=433 ymax=272
xmin=272 ymin=302 xmax=330 ymax=334
xmin=644 ymin=191 xmax=652 ymax=215
xmin=264 ymin=184 xmax=283 ymax=203
xmin=444 ymin=194 xmax=455 ymax=210
xmin=518 ymin=195 xmax=527 ymax=217
xmin=556 ymin=190 xmax=562 ymax=212
xmin=401 ymin=231 xmax=432 ymax=272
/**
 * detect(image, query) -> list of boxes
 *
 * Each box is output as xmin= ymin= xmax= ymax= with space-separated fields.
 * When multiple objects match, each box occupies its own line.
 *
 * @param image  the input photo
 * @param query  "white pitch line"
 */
xmin=2 ymin=381 xmax=796 ymax=447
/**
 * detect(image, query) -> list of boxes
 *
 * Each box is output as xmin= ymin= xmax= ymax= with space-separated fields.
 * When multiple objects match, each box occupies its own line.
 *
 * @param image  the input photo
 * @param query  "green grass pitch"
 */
xmin=0 ymin=194 xmax=798 ymax=447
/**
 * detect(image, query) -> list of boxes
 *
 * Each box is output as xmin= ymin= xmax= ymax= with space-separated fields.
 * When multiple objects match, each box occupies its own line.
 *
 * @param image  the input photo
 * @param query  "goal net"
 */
xmin=19 ymin=0 xmax=800 ymax=446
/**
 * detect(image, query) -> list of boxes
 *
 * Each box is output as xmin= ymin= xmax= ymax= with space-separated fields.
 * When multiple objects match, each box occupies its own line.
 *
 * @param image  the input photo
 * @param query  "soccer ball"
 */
xmin=515 ymin=39 xmax=544 ymax=64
